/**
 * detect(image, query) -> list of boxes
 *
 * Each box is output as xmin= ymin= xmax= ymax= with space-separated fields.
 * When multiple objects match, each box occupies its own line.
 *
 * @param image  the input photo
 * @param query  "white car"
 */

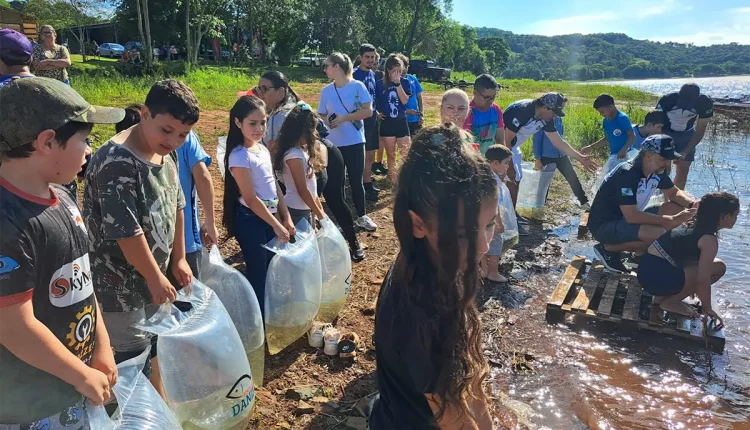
xmin=298 ymin=53 xmax=325 ymax=67
xmin=97 ymin=43 xmax=125 ymax=58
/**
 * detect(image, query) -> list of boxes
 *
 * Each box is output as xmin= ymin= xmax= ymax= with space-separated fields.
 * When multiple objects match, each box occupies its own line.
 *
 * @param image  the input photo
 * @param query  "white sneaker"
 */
xmin=355 ymin=215 xmax=378 ymax=232
xmin=308 ymin=322 xmax=329 ymax=348
xmin=323 ymin=327 xmax=342 ymax=356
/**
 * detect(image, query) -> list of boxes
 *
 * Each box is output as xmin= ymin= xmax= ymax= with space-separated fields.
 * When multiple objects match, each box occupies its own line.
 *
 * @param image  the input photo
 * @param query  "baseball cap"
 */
xmin=0 ymin=28 xmax=32 ymax=59
xmin=640 ymin=134 xmax=681 ymax=160
xmin=540 ymin=92 xmax=567 ymax=117
xmin=0 ymin=77 xmax=125 ymax=151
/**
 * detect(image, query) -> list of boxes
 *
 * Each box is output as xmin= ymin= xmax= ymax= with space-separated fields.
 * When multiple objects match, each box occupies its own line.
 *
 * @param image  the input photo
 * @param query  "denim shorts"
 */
xmin=590 ymin=205 xmax=660 ymax=244
xmin=0 ymin=397 xmax=88 ymax=429
xmin=665 ymin=129 xmax=696 ymax=162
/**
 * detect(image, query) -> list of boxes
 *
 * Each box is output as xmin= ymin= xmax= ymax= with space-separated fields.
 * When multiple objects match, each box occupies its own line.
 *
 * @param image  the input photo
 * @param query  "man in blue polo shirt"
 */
xmin=582 ymin=94 xmax=636 ymax=160
xmin=0 ymin=29 xmax=35 ymax=87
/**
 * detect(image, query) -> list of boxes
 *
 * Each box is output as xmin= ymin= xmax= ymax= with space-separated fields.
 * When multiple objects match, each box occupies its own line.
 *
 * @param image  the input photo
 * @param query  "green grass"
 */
xmin=67 ymin=57 xmax=656 ymax=157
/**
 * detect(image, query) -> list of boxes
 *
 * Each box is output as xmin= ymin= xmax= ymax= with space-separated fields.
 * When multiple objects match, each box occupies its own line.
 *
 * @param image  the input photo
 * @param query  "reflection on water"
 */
xmin=586 ymin=75 xmax=750 ymax=99
xmin=502 ymin=125 xmax=750 ymax=428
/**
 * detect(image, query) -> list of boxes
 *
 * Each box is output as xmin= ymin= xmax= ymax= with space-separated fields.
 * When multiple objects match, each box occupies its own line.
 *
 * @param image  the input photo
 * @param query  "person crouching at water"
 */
xmin=223 ymin=95 xmax=295 ymax=317
xmin=370 ymin=124 xmax=496 ymax=429
xmin=637 ymin=191 xmax=738 ymax=326
xmin=272 ymin=103 xmax=327 ymax=226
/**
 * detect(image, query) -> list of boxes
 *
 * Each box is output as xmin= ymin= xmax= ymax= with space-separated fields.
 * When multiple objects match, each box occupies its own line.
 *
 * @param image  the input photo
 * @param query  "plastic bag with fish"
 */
xmin=86 ymin=347 xmax=181 ymax=430
xmin=516 ymin=162 xmax=557 ymax=220
xmin=200 ymin=245 xmax=266 ymax=386
xmin=591 ymin=149 xmax=639 ymax=195
xmin=263 ymin=218 xmax=322 ymax=354
xmin=315 ymin=217 xmax=352 ymax=323
xmin=133 ymin=281 xmax=255 ymax=430
xmin=498 ymin=180 xmax=519 ymax=248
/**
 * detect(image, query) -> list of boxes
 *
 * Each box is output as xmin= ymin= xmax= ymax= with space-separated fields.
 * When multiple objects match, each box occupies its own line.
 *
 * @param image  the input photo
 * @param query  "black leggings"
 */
xmin=337 ymin=143 xmax=367 ymax=217
xmin=541 ymin=156 xmax=588 ymax=205
xmin=321 ymin=143 xmax=358 ymax=245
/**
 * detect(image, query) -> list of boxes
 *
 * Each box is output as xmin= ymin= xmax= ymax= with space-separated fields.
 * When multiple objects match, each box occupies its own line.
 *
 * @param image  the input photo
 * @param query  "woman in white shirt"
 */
xmin=272 ymin=103 xmax=327 ymax=225
xmin=318 ymin=52 xmax=378 ymax=232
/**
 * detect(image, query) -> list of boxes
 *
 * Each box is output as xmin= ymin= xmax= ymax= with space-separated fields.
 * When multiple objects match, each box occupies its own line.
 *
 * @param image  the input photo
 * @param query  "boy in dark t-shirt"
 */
xmin=0 ymin=78 xmax=124 ymax=427
xmin=84 ymin=79 xmax=199 ymax=399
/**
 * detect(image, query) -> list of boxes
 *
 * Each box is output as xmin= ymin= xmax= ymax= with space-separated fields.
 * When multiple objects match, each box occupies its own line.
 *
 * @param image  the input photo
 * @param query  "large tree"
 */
xmin=402 ymin=0 xmax=451 ymax=56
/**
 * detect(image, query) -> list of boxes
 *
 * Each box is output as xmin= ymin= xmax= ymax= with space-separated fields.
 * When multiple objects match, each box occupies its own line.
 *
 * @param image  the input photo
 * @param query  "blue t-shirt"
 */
xmin=602 ymin=110 xmax=634 ymax=155
xmin=632 ymin=124 xmax=648 ymax=150
xmin=176 ymin=131 xmax=211 ymax=253
xmin=375 ymin=78 xmax=411 ymax=120
xmin=404 ymin=74 xmax=423 ymax=123
xmin=532 ymin=116 xmax=565 ymax=159
xmin=353 ymin=67 xmax=377 ymax=114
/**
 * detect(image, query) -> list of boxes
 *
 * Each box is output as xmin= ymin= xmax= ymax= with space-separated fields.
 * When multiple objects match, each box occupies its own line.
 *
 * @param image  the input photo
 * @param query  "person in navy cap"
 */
xmin=0 ymin=29 xmax=35 ymax=87
xmin=588 ymin=135 xmax=698 ymax=273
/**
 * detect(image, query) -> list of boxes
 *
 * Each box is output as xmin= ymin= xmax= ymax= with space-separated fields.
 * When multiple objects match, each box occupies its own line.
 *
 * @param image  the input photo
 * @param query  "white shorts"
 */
xmin=510 ymin=145 xmax=524 ymax=182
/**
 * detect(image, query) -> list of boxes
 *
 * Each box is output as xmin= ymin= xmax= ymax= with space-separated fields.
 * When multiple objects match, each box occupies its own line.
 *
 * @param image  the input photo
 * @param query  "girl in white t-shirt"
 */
xmin=273 ymin=103 xmax=327 ymax=226
xmin=222 ymin=95 xmax=295 ymax=316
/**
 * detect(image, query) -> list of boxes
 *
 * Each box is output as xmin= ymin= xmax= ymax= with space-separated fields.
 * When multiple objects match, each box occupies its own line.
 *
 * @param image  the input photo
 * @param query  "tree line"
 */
xmin=478 ymin=28 xmax=750 ymax=81
xmin=10 ymin=0 xmax=749 ymax=80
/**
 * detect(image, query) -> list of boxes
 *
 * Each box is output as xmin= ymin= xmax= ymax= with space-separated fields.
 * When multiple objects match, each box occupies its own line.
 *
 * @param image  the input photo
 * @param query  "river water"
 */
xmin=587 ymin=75 xmax=750 ymax=99
xmin=497 ymin=79 xmax=750 ymax=429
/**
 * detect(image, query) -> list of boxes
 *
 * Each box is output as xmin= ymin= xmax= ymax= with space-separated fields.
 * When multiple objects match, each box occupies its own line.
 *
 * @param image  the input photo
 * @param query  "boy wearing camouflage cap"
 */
xmin=0 ymin=77 xmax=124 ymax=427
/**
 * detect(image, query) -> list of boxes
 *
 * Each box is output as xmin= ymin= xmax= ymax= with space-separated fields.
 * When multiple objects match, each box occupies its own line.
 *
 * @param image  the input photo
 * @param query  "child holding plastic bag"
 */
xmin=482 ymin=145 xmax=512 ymax=283
xmin=222 ymin=95 xmax=295 ymax=317
xmin=370 ymin=124 xmax=496 ymax=428
xmin=0 ymin=79 xmax=123 ymax=427
xmin=272 ymin=103 xmax=327 ymax=225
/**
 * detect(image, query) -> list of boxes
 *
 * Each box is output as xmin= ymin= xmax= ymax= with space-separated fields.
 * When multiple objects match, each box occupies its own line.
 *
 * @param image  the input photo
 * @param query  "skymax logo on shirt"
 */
xmin=49 ymin=255 xmax=94 ymax=307
xmin=621 ymin=188 xmax=634 ymax=197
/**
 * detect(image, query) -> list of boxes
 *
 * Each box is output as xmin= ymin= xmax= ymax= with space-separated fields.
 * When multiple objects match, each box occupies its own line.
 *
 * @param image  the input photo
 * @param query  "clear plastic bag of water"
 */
xmin=262 ymin=218 xmax=322 ymax=354
xmin=498 ymin=181 xmax=519 ymax=249
xmin=217 ymin=136 xmax=227 ymax=179
xmin=517 ymin=162 xmax=557 ymax=220
xmin=200 ymin=245 xmax=265 ymax=386
xmin=591 ymin=149 xmax=638 ymax=195
xmin=86 ymin=347 xmax=182 ymax=430
xmin=133 ymin=281 xmax=255 ymax=429
xmin=315 ymin=217 xmax=352 ymax=323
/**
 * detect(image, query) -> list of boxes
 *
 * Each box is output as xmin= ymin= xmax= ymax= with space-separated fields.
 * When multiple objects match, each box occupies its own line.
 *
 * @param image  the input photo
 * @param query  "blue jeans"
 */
xmin=233 ymin=203 xmax=276 ymax=316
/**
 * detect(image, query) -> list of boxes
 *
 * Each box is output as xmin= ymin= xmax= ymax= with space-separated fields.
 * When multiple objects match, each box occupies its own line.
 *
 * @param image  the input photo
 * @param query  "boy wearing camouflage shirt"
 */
xmin=84 ymin=79 xmax=199 ymax=398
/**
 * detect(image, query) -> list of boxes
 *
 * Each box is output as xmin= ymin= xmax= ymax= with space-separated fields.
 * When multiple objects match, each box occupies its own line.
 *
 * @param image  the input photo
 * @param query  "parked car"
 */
xmin=298 ymin=53 xmax=325 ymax=67
xmin=97 ymin=43 xmax=125 ymax=58
xmin=124 ymin=41 xmax=142 ymax=50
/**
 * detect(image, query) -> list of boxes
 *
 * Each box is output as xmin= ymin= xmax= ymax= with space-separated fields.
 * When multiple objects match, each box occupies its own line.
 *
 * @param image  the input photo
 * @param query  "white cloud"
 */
xmin=648 ymin=7 xmax=750 ymax=45
xmin=528 ymin=13 xmax=617 ymax=36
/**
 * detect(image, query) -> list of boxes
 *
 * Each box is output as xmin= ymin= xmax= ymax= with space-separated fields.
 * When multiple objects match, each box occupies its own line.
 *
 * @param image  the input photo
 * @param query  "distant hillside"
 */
xmin=476 ymin=28 xmax=750 ymax=81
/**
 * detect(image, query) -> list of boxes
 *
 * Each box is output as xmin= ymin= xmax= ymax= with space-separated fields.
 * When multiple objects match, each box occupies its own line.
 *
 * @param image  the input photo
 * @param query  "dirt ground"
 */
xmin=192 ymin=109 xmax=583 ymax=429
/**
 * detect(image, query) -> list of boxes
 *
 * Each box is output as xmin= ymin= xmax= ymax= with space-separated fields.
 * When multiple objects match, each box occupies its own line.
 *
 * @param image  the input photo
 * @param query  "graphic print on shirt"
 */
xmin=49 ymin=254 xmax=94 ymax=308
xmin=0 ymin=255 xmax=20 ymax=275
xmin=148 ymin=198 xmax=170 ymax=255
xmin=61 ymin=196 xmax=87 ymax=234
xmin=656 ymin=92 xmax=714 ymax=132
xmin=388 ymin=89 xmax=399 ymax=118
xmin=65 ymin=303 xmax=96 ymax=360
xmin=636 ymin=174 xmax=661 ymax=210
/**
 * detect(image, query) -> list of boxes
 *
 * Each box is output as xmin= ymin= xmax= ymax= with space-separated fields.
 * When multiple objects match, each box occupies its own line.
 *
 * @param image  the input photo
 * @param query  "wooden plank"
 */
xmin=596 ymin=273 xmax=620 ymax=316
xmin=577 ymin=212 xmax=590 ymax=239
xmin=547 ymin=256 xmax=585 ymax=308
xmin=572 ymin=265 xmax=604 ymax=311
xmin=622 ymin=277 xmax=642 ymax=322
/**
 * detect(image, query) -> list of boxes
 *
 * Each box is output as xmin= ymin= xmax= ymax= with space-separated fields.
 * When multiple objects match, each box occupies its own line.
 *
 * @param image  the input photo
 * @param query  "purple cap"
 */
xmin=0 ymin=29 xmax=33 ymax=58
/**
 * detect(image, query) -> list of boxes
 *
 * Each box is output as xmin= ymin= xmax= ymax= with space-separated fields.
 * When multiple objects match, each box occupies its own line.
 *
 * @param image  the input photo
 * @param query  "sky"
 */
xmin=451 ymin=0 xmax=750 ymax=46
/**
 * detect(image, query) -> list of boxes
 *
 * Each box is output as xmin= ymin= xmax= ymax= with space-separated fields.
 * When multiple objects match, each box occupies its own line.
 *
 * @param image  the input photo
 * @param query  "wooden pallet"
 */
xmin=577 ymin=212 xmax=590 ymax=239
xmin=546 ymin=256 xmax=725 ymax=352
